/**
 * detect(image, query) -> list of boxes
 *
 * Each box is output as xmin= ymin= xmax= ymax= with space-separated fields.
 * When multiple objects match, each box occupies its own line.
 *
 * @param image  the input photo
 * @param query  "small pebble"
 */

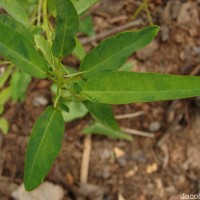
xmin=113 ymin=147 xmax=125 ymax=158
xmin=32 ymin=96 xmax=48 ymax=107
xmin=149 ymin=121 xmax=161 ymax=132
xmin=146 ymin=163 xmax=158 ymax=174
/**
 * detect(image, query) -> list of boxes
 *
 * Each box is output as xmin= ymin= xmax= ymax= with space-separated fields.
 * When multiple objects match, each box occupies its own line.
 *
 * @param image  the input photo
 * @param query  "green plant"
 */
xmin=0 ymin=0 xmax=200 ymax=191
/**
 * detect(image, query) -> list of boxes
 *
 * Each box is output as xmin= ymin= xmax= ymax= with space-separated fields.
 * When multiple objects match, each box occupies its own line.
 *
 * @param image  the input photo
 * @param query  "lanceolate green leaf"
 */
xmin=83 ymin=122 xmax=132 ymax=141
xmin=10 ymin=71 xmax=31 ymax=102
xmin=79 ymin=26 xmax=159 ymax=78
xmin=24 ymin=106 xmax=65 ymax=191
xmin=52 ymin=0 xmax=79 ymax=58
xmin=0 ymin=0 xmax=29 ymax=26
xmin=0 ymin=22 xmax=48 ymax=78
xmin=73 ymin=37 xmax=86 ymax=61
xmin=80 ymin=72 xmax=200 ymax=104
xmin=0 ymin=15 xmax=33 ymax=43
xmin=84 ymin=101 xmax=119 ymax=130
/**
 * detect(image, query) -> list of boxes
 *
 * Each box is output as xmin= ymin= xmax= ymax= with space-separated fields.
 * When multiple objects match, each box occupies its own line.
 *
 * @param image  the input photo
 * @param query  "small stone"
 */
xmin=117 ymin=156 xmax=127 ymax=167
xmin=192 ymin=46 xmax=200 ymax=55
xmin=118 ymin=193 xmax=125 ymax=200
xmin=146 ymin=163 xmax=158 ymax=174
xmin=179 ymin=51 xmax=185 ymax=61
xmin=100 ymin=149 xmax=112 ymax=160
xmin=113 ymin=147 xmax=125 ymax=158
xmin=124 ymin=166 xmax=138 ymax=178
xmin=175 ymin=33 xmax=184 ymax=44
xmin=149 ymin=121 xmax=161 ymax=132
xmin=161 ymin=26 xmax=169 ymax=42
xmin=32 ymin=96 xmax=48 ymax=107
xmin=12 ymin=182 xmax=64 ymax=200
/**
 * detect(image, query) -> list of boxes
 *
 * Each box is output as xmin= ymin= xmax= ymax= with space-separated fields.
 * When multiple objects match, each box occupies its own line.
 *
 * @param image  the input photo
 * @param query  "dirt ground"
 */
xmin=0 ymin=0 xmax=200 ymax=200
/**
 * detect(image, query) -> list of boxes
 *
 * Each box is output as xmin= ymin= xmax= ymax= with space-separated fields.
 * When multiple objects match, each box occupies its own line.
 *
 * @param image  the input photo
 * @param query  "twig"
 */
xmin=0 ymin=134 xmax=3 ymax=175
xmin=190 ymin=64 xmax=200 ymax=75
xmin=80 ymin=19 xmax=143 ymax=45
xmin=115 ymin=111 xmax=144 ymax=119
xmin=80 ymin=135 xmax=92 ymax=184
xmin=129 ymin=2 xmax=145 ymax=21
xmin=121 ymin=127 xmax=155 ymax=138
xmin=143 ymin=0 xmax=153 ymax=25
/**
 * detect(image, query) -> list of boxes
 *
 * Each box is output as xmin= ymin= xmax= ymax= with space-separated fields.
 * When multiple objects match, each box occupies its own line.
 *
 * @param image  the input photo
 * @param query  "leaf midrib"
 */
xmin=25 ymin=109 xmax=56 ymax=188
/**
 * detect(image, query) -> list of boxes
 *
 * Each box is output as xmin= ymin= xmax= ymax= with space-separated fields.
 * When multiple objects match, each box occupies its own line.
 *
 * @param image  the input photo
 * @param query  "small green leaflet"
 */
xmin=24 ymin=106 xmax=65 ymax=191
xmin=0 ymin=65 xmax=13 ymax=88
xmin=62 ymin=101 xmax=88 ymax=122
xmin=80 ymin=71 xmax=200 ymax=104
xmin=10 ymin=71 xmax=31 ymax=102
xmin=0 ymin=87 xmax=11 ymax=115
xmin=0 ymin=0 xmax=29 ymax=26
xmin=83 ymin=122 xmax=132 ymax=141
xmin=0 ymin=19 xmax=48 ymax=78
xmin=0 ymin=118 xmax=9 ymax=135
xmin=84 ymin=101 xmax=119 ymax=130
xmin=0 ymin=87 xmax=11 ymax=107
xmin=79 ymin=26 xmax=159 ymax=78
xmin=52 ymin=0 xmax=79 ymax=58
xmin=34 ymin=35 xmax=54 ymax=67
xmin=73 ymin=37 xmax=86 ymax=61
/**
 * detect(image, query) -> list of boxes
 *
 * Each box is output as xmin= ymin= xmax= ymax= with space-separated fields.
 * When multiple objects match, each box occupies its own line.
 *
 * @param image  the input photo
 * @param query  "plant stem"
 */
xmin=0 ymin=61 xmax=12 ymax=65
xmin=64 ymin=71 xmax=86 ymax=78
xmin=54 ymin=88 xmax=60 ymax=108
xmin=143 ymin=0 xmax=153 ymax=25
xmin=37 ymin=0 xmax=43 ymax=26
xmin=42 ymin=0 xmax=51 ymax=42
xmin=129 ymin=2 xmax=145 ymax=21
